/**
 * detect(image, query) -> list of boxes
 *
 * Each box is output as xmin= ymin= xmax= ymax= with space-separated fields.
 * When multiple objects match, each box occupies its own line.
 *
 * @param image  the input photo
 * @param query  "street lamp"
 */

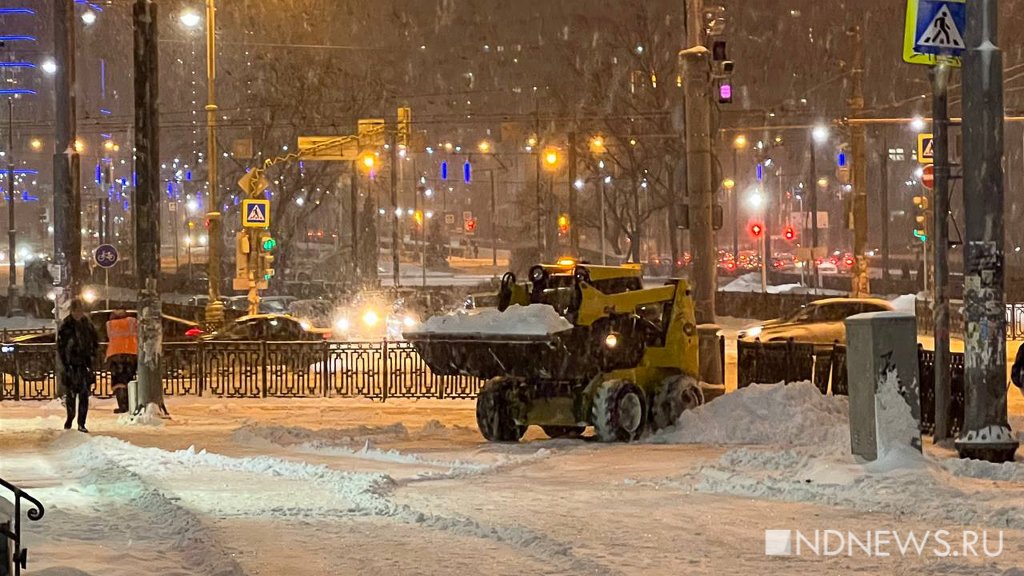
xmin=40 ymin=59 xmax=57 ymax=75
xmin=477 ymin=140 xmax=492 ymax=154
xmin=29 ymin=138 xmax=42 ymax=152
xmin=807 ymin=124 xmax=830 ymax=289
xmin=589 ymin=135 xmax=606 ymax=155
xmin=81 ymin=10 xmax=97 ymax=25
xmin=730 ymin=135 xmax=748 ymax=262
xmin=543 ymin=149 xmax=560 ymax=169
xmin=361 ymin=153 xmax=376 ymax=170
xmin=179 ymin=9 xmax=201 ymax=28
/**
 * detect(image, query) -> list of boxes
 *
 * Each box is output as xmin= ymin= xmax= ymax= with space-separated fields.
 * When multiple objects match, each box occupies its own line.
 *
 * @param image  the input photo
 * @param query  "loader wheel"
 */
xmin=476 ymin=378 xmax=526 ymax=442
xmin=649 ymin=374 xmax=704 ymax=433
xmin=541 ymin=425 xmax=586 ymax=439
xmin=591 ymin=379 xmax=647 ymax=442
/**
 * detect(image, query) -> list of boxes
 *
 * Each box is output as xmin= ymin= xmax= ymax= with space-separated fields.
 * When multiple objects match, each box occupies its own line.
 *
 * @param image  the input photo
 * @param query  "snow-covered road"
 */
xmin=2 ymin=391 xmax=1023 ymax=575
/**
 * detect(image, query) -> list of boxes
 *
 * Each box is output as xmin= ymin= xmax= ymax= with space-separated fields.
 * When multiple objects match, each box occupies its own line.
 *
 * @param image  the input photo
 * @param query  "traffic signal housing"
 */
xmin=783 ymin=225 xmax=796 ymax=242
xmin=232 ymin=231 xmax=252 ymax=291
xmin=912 ymin=195 xmax=929 ymax=243
xmin=258 ymin=231 xmax=276 ymax=284
xmin=750 ymin=222 xmax=764 ymax=238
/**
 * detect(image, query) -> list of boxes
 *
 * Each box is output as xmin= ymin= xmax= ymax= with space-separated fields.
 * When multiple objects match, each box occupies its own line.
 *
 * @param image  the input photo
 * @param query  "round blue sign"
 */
xmin=94 ymin=244 xmax=119 ymax=269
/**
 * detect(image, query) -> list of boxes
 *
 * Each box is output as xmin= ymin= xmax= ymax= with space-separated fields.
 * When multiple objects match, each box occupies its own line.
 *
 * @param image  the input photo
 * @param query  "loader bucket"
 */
xmin=404 ymin=328 xmax=600 ymax=381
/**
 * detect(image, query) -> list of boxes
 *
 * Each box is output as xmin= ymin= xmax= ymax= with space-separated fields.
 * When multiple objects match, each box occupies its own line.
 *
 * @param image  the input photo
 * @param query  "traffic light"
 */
xmin=232 ymin=231 xmax=251 ymax=290
xmin=750 ymin=222 xmax=763 ymax=238
xmin=783 ymin=225 xmax=796 ymax=242
xmin=258 ymin=231 xmax=276 ymax=282
xmin=912 ymin=195 xmax=929 ymax=242
xmin=557 ymin=214 xmax=570 ymax=236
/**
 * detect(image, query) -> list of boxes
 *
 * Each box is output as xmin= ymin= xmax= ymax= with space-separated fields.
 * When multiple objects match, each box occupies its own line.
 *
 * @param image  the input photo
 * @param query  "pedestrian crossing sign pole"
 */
xmin=903 ymin=0 xmax=966 ymax=67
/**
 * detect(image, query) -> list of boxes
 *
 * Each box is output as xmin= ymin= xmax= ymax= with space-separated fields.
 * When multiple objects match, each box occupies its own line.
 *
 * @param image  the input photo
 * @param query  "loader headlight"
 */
xmin=362 ymin=310 xmax=380 ymax=327
xmin=604 ymin=332 xmax=620 ymax=349
xmin=529 ymin=265 xmax=547 ymax=283
xmin=334 ymin=317 xmax=351 ymax=333
xmin=742 ymin=326 xmax=762 ymax=339
xmin=402 ymin=315 xmax=417 ymax=328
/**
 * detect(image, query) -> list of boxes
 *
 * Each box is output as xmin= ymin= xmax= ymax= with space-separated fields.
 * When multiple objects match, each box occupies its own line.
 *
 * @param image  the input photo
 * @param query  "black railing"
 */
xmin=0 ymin=478 xmax=45 ymax=576
xmin=0 ymin=340 xmax=483 ymax=401
xmin=737 ymin=338 xmax=964 ymax=436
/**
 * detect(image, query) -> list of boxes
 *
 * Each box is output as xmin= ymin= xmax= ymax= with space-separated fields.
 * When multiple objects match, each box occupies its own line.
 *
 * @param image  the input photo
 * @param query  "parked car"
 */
xmin=4 ymin=310 xmax=201 ymax=345
xmin=201 ymin=314 xmax=330 ymax=342
xmin=224 ymin=295 xmax=296 ymax=315
xmin=737 ymin=298 xmax=894 ymax=345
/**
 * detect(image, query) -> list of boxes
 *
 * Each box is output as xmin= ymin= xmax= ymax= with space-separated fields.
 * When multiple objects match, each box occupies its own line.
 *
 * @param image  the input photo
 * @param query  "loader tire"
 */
xmin=541 ymin=425 xmax=586 ymax=439
xmin=476 ymin=378 xmax=526 ymax=442
xmin=591 ymin=379 xmax=647 ymax=442
xmin=649 ymin=374 xmax=704 ymax=433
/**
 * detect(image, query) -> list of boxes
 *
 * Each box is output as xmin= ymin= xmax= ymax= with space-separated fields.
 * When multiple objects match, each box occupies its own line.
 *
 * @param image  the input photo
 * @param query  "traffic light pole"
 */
xmin=203 ymin=0 xmax=224 ymax=328
xmin=957 ymin=0 xmax=1018 ymax=462
xmin=848 ymin=24 xmax=871 ymax=298
xmin=930 ymin=63 xmax=952 ymax=442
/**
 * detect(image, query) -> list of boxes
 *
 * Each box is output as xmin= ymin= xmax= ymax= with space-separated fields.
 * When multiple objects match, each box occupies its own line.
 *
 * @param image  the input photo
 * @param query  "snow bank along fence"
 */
xmin=737 ymin=339 xmax=964 ymax=436
xmin=0 ymin=341 xmax=482 ymax=402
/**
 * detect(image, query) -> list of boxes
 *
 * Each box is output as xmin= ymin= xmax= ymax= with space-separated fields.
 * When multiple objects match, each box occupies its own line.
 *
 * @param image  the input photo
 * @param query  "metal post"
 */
xmin=880 ymin=141 xmax=891 ymax=284
xmin=731 ymin=147 xmax=739 ymax=261
xmin=568 ymin=131 xmax=578 ymax=255
xmin=599 ymin=177 xmax=607 ymax=265
xmin=490 ymin=168 xmax=497 ymax=266
xmin=956 ymin=0 xmax=1019 ymax=462
xmin=848 ymin=24 xmax=870 ymax=297
xmin=350 ymin=162 xmax=359 ymax=278
xmin=7 ymin=98 xmax=17 ymax=317
xmin=682 ymin=0 xmax=715 ymax=323
xmin=534 ymin=101 xmax=542 ymax=256
xmin=390 ymin=128 xmax=400 ymax=287
xmin=133 ymin=0 xmax=164 ymax=413
xmin=931 ymin=64 xmax=952 ymax=442
xmin=203 ymin=0 xmax=224 ymax=327
xmin=808 ymin=135 xmax=820 ymax=290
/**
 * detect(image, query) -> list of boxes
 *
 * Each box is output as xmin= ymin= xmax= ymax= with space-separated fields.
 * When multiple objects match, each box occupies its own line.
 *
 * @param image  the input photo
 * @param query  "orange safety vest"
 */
xmin=106 ymin=317 xmax=139 ymax=359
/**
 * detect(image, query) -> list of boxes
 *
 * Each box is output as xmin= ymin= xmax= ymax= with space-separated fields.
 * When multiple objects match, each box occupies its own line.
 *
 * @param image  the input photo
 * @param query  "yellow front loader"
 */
xmin=406 ymin=261 xmax=723 ymax=442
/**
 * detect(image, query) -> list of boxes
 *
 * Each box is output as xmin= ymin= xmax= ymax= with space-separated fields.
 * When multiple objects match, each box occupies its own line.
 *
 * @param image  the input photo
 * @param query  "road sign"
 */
xmin=922 ymin=164 xmax=935 ymax=190
xmin=464 ymin=218 xmax=477 ymax=235
xmin=242 ymin=199 xmax=271 ymax=228
xmin=297 ymin=136 xmax=359 ymax=161
xmin=237 ymin=170 xmax=269 ymax=195
xmin=444 ymin=213 xmax=456 ymax=225
xmin=903 ymin=0 xmax=965 ymax=67
xmin=918 ymin=133 xmax=935 ymax=164
xmin=168 ymin=202 xmax=177 ymax=213
xmin=94 ymin=244 xmax=119 ymax=269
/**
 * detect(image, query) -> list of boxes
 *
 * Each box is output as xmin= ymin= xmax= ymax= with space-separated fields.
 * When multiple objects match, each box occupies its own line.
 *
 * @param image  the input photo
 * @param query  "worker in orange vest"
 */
xmin=106 ymin=309 xmax=138 ymax=414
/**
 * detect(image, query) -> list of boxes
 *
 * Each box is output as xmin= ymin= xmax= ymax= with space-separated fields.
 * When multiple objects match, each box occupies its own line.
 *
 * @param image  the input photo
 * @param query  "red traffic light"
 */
xmin=750 ymin=223 xmax=763 ymax=238
xmin=783 ymin=225 xmax=795 ymax=241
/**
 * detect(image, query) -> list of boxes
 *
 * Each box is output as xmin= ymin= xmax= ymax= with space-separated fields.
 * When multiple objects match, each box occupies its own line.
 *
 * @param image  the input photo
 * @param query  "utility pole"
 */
xmin=133 ymin=0 xmax=164 ymax=414
xmin=203 ymin=0 xmax=224 ymax=327
xmin=682 ymin=0 xmax=716 ymax=323
xmin=931 ymin=63 xmax=952 ymax=442
xmin=490 ymin=169 xmax=497 ymax=266
xmin=731 ymin=148 xmax=739 ymax=262
xmin=957 ymin=0 xmax=1018 ymax=462
xmin=879 ymin=142 xmax=891 ymax=284
xmin=848 ymin=24 xmax=870 ymax=297
xmin=567 ymin=131 xmax=578 ymax=256
xmin=534 ymin=101 xmax=543 ymax=258
xmin=808 ymin=135 xmax=820 ymax=290
xmin=53 ymin=0 xmax=82 ymax=392
xmin=389 ymin=127 xmax=400 ymax=287
xmin=6 ymin=98 xmax=17 ymax=317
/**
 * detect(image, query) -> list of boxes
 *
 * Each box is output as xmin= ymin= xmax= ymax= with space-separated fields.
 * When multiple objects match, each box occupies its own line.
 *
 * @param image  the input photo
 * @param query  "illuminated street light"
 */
xmin=589 ymin=136 xmax=606 ymax=155
xmin=29 ymin=139 xmax=43 ymax=152
xmin=81 ymin=10 xmax=97 ymax=25
xmin=817 ymin=177 xmax=829 ymax=189
xmin=103 ymin=140 xmax=115 ymax=152
xmin=812 ymin=124 xmax=830 ymax=144
xmin=543 ymin=148 xmax=559 ymax=169
xmin=74 ymin=139 xmax=85 ymax=153
xmin=179 ymin=9 xmax=202 ymax=29
xmin=41 ymin=59 xmax=57 ymax=75
xmin=722 ymin=178 xmax=736 ymax=190
xmin=910 ymin=116 xmax=927 ymax=132
xmin=361 ymin=153 xmax=376 ymax=170
xmin=747 ymin=189 xmax=766 ymax=211
xmin=733 ymin=134 xmax=748 ymax=149
xmin=477 ymin=140 xmax=492 ymax=154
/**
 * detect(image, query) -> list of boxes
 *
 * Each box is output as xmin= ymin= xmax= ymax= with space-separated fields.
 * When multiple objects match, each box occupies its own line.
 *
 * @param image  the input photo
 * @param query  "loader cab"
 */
xmin=526 ymin=261 xmax=645 ymax=319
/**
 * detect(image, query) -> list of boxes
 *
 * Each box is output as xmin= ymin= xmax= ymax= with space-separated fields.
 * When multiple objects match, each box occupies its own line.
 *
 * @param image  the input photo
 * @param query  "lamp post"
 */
xmin=542 ymin=148 xmax=560 ymax=260
xmin=181 ymin=1 xmax=223 ymax=325
xmin=808 ymin=124 xmax=829 ymax=290
xmin=6 ymin=98 xmax=16 ymax=316
xmin=731 ymin=134 xmax=747 ymax=261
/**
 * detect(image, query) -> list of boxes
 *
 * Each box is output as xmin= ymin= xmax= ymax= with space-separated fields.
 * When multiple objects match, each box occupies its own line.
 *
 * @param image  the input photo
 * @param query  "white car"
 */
xmin=737 ymin=298 xmax=894 ymax=345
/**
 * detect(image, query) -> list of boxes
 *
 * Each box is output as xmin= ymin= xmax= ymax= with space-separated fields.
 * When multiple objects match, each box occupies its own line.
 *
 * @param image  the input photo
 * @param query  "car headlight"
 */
xmin=402 ymin=315 xmax=417 ymax=328
xmin=334 ymin=318 xmax=351 ymax=332
xmin=1 ymin=345 xmax=14 ymax=354
xmin=362 ymin=310 xmax=379 ymax=327
xmin=743 ymin=326 xmax=763 ymax=339
xmin=299 ymin=320 xmax=312 ymax=331
xmin=81 ymin=288 xmax=98 ymax=304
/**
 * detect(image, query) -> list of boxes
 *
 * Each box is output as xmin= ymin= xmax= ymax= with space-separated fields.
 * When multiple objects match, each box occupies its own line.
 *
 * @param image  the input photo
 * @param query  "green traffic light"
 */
xmin=262 ymin=237 xmax=277 ymax=251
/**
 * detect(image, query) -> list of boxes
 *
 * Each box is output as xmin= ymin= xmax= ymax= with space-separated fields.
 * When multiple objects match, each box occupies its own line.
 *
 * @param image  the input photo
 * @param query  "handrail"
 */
xmin=0 ymin=475 xmax=45 ymax=576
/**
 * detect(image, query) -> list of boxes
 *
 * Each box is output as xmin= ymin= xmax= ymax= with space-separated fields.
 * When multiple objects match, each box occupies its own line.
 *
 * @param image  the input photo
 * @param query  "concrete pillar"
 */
xmin=844 ymin=312 xmax=921 ymax=461
xmin=697 ymin=324 xmax=723 ymax=385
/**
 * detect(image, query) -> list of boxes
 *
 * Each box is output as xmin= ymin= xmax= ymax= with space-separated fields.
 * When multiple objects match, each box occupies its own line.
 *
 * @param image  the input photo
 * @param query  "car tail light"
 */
xmin=185 ymin=327 xmax=204 ymax=338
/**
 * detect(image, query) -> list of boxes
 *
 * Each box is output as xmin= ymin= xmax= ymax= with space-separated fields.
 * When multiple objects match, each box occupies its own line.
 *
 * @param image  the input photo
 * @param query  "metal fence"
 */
xmin=916 ymin=300 xmax=1024 ymax=340
xmin=0 ymin=341 xmax=483 ymax=402
xmin=736 ymin=338 xmax=963 ymax=436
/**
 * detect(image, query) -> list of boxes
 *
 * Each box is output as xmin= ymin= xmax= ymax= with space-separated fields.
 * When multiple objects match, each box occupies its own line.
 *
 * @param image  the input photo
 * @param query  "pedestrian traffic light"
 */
xmin=558 ymin=214 xmax=570 ymax=236
xmin=750 ymin=222 xmax=763 ymax=238
xmin=783 ymin=225 xmax=796 ymax=242
xmin=258 ymin=231 xmax=276 ymax=282
xmin=912 ymin=195 xmax=929 ymax=243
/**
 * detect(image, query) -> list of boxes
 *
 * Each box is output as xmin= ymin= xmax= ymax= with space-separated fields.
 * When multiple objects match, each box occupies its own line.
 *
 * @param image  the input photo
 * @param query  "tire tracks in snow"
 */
xmin=56 ymin=435 xmax=621 ymax=576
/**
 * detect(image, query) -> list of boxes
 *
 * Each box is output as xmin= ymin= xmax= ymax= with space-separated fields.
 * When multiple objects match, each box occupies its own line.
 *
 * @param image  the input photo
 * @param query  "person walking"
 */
xmin=105 ymin=309 xmax=138 ymax=414
xmin=58 ymin=299 xmax=100 ymax=432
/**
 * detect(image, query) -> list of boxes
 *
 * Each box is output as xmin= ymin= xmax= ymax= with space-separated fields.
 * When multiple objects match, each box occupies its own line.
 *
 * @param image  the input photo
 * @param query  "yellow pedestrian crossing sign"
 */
xmin=918 ymin=133 xmax=934 ymax=164
xmin=242 ymin=199 xmax=270 ymax=228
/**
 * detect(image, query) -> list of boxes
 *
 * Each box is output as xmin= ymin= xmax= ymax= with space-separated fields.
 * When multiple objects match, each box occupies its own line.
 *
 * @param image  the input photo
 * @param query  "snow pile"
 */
xmin=651 ymin=381 xmax=849 ymax=452
xmin=721 ymin=273 xmax=845 ymax=296
xmin=409 ymin=304 xmax=572 ymax=336
xmin=117 ymin=402 xmax=166 ymax=427
xmin=871 ymin=369 xmax=923 ymax=472
xmin=889 ymin=293 xmax=918 ymax=314
xmin=231 ymin=422 xmax=412 ymax=448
